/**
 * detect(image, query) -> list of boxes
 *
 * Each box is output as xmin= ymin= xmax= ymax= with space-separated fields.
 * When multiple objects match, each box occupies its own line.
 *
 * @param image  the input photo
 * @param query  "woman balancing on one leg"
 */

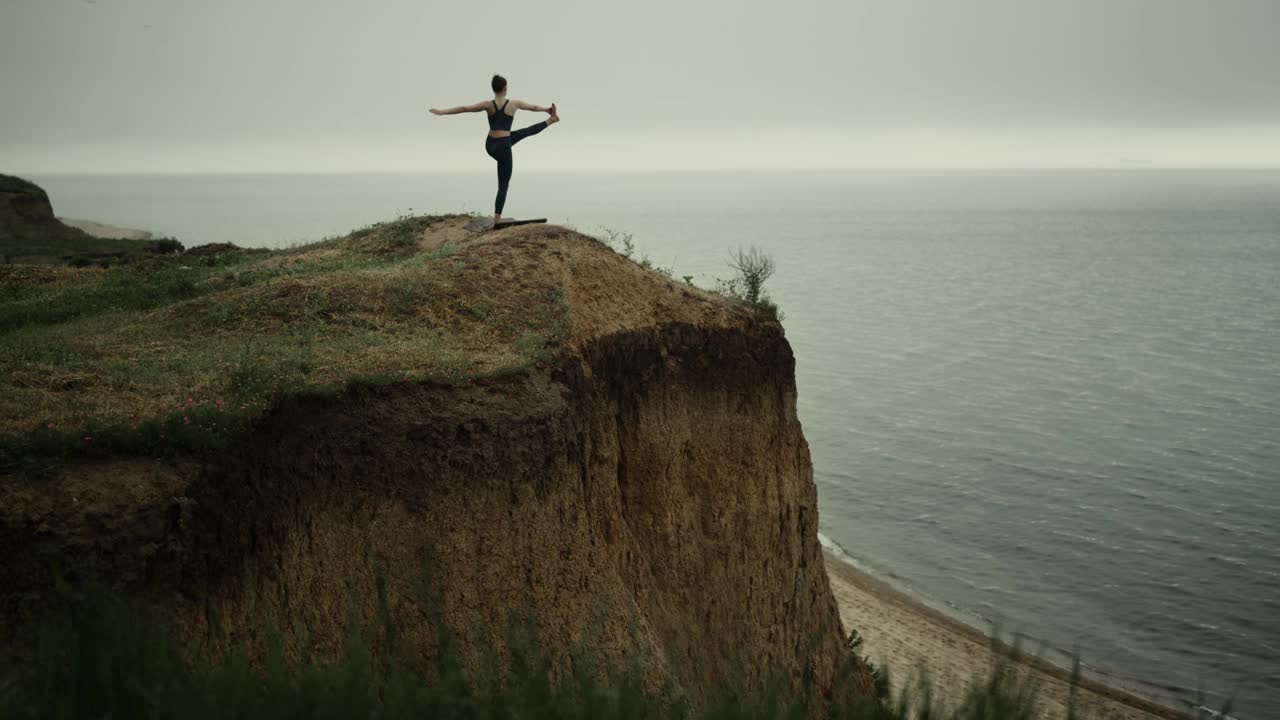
xmin=430 ymin=74 xmax=560 ymax=225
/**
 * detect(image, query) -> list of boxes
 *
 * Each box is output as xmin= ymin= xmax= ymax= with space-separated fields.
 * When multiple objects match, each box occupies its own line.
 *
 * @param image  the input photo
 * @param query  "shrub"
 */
xmin=727 ymin=246 xmax=775 ymax=306
xmin=715 ymin=246 xmax=782 ymax=320
xmin=593 ymin=227 xmax=636 ymax=258
xmin=148 ymin=238 xmax=186 ymax=255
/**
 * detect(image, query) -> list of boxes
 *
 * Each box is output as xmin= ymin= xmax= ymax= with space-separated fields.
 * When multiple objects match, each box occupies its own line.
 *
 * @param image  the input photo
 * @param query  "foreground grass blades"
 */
xmin=0 ymin=590 xmax=1136 ymax=720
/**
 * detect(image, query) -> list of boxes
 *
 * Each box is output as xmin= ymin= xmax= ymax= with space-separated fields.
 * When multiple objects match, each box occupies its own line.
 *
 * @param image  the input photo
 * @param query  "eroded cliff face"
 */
xmin=0 ymin=220 xmax=859 ymax=702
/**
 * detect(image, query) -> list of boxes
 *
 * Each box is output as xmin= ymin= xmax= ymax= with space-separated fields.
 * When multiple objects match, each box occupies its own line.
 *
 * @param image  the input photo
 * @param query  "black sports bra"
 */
xmin=488 ymin=99 xmax=513 ymax=131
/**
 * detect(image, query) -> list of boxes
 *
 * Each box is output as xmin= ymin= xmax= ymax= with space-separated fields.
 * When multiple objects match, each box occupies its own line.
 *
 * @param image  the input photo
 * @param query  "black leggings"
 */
xmin=485 ymin=121 xmax=547 ymax=214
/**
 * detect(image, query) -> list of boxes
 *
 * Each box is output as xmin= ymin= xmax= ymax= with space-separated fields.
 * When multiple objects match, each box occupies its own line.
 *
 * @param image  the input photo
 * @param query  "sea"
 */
xmin=31 ymin=170 xmax=1280 ymax=716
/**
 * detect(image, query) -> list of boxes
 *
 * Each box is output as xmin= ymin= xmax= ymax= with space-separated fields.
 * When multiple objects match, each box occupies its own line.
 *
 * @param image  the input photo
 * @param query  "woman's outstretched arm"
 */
xmin=513 ymin=100 xmax=554 ymax=113
xmin=430 ymin=101 xmax=489 ymax=115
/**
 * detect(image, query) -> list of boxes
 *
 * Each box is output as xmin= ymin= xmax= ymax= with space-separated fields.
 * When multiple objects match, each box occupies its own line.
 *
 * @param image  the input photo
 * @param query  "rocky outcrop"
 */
xmin=0 ymin=220 xmax=863 ymax=703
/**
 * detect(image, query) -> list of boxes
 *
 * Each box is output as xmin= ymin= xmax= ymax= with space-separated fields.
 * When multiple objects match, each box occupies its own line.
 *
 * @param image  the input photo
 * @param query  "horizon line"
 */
xmin=17 ymin=165 xmax=1280 ymax=178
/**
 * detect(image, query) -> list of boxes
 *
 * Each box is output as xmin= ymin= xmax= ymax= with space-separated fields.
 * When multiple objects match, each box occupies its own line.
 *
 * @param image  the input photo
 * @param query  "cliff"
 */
xmin=0 ymin=174 xmax=83 ymax=242
xmin=0 ymin=174 xmax=175 ymax=263
xmin=0 ymin=216 xmax=865 ymax=703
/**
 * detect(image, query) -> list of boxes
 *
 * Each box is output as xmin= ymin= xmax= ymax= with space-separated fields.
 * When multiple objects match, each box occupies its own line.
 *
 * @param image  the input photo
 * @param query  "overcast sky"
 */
xmin=3 ymin=0 xmax=1279 ymax=172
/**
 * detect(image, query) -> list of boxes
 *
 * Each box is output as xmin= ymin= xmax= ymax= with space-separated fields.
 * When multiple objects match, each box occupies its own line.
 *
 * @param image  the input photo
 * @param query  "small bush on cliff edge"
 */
xmin=591 ymin=226 xmax=637 ymax=258
xmin=716 ymin=246 xmax=782 ymax=321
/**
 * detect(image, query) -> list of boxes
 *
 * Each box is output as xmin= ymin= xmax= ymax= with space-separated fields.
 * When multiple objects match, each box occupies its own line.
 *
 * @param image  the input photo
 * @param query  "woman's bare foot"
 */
xmin=548 ymin=103 xmax=560 ymax=124
xmin=493 ymin=214 xmax=502 ymax=224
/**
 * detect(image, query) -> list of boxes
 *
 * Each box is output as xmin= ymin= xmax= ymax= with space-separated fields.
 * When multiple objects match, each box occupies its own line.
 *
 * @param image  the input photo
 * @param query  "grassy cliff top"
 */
xmin=1 ymin=213 xmax=766 ymax=468
xmin=0 ymin=174 xmax=45 ymax=195
xmin=0 ymin=215 xmax=578 ymax=462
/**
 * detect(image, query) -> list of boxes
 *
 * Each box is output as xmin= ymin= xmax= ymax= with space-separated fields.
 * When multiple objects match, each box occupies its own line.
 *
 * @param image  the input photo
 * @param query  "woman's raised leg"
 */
xmin=509 ymin=121 xmax=548 ymax=146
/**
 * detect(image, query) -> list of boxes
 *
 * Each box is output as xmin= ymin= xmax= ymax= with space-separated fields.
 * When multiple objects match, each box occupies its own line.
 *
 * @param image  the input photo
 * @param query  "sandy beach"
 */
xmin=59 ymin=217 xmax=154 ymax=240
xmin=825 ymin=553 xmax=1187 ymax=720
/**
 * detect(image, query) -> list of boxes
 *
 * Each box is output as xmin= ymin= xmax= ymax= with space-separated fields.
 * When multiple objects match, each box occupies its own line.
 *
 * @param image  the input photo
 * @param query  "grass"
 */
xmin=0 ymin=214 xmax=571 ymax=466
xmin=585 ymin=227 xmax=781 ymax=322
xmin=8 ymin=586 xmax=1237 ymax=719
xmin=0 ymin=232 xmax=184 ymax=266
xmin=0 ymin=589 xmax=1126 ymax=720
xmin=591 ymin=227 xmax=637 ymax=259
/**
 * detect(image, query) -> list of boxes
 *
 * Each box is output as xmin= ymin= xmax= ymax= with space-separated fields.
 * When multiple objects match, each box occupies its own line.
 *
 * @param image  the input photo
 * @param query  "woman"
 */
xmin=430 ymin=74 xmax=560 ymax=224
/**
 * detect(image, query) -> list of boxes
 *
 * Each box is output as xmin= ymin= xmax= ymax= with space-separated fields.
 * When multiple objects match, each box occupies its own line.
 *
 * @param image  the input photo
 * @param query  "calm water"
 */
xmin=34 ymin=170 xmax=1280 ymax=715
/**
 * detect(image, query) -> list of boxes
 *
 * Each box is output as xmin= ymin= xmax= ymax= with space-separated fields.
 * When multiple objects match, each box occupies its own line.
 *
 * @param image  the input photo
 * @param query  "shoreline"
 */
xmin=59 ymin=217 xmax=154 ymax=240
xmin=824 ymin=550 xmax=1193 ymax=720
